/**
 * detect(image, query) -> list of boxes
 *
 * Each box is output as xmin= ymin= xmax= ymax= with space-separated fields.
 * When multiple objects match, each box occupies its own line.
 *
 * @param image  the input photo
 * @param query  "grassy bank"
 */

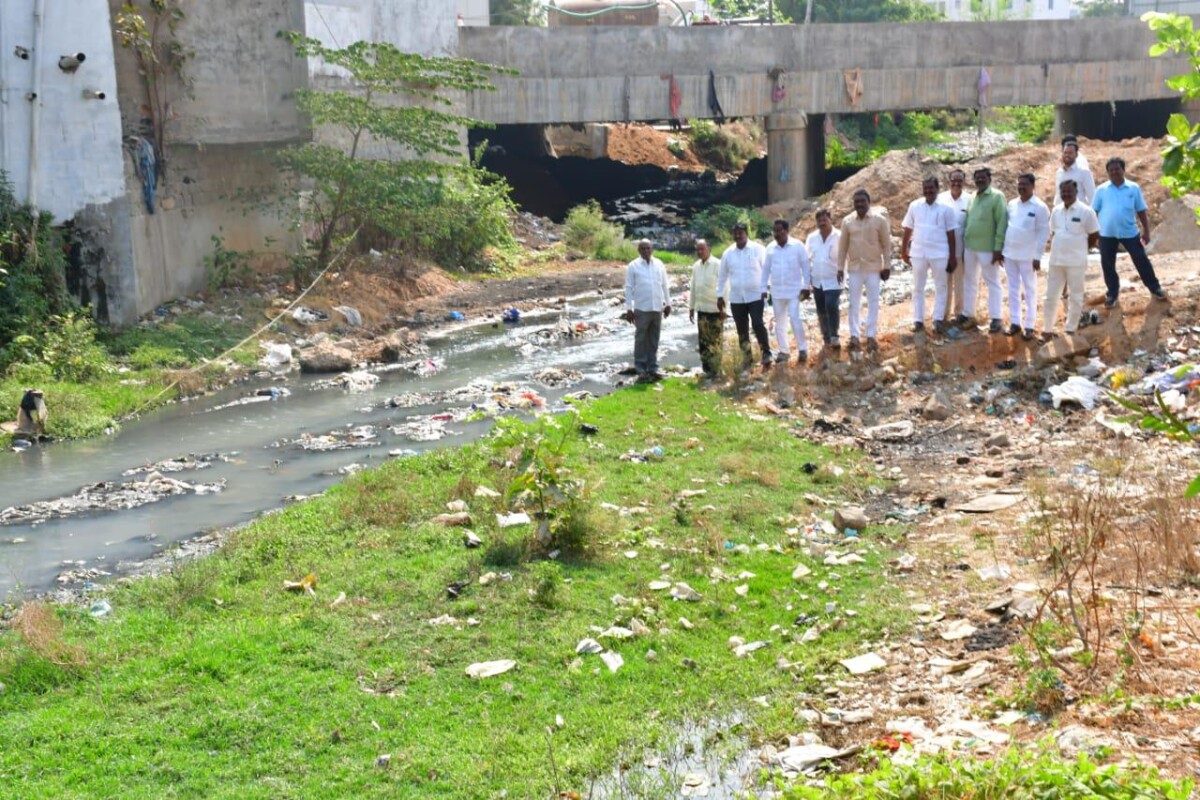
xmin=1 ymin=313 xmax=258 ymax=445
xmin=0 ymin=381 xmax=903 ymax=797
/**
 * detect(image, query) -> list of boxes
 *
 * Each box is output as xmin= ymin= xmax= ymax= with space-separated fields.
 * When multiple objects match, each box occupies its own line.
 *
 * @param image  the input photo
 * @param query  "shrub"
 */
xmin=563 ymin=201 xmax=633 ymax=261
xmin=692 ymin=204 xmax=771 ymax=243
xmin=11 ymin=311 xmax=114 ymax=382
xmin=128 ymin=343 xmax=189 ymax=370
xmin=991 ymin=105 xmax=1055 ymax=143
xmin=688 ymin=119 xmax=758 ymax=172
xmin=529 ymin=561 xmax=562 ymax=608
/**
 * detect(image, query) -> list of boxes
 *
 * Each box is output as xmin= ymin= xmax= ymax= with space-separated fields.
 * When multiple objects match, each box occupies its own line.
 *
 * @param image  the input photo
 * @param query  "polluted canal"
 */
xmin=0 ymin=295 xmax=701 ymax=600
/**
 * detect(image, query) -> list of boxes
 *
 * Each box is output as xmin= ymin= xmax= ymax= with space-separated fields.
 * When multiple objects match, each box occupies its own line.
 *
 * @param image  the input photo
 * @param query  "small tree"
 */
xmin=279 ymin=34 xmax=515 ymax=277
xmin=1145 ymin=12 xmax=1200 ymax=218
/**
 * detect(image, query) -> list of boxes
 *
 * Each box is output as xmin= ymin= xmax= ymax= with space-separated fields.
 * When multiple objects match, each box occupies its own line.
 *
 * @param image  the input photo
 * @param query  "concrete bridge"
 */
xmin=460 ymin=17 xmax=1190 ymax=202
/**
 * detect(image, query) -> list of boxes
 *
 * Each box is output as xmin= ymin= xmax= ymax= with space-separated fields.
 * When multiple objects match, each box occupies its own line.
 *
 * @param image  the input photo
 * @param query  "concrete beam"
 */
xmin=460 ymin=18 xmax=1193 ymax=126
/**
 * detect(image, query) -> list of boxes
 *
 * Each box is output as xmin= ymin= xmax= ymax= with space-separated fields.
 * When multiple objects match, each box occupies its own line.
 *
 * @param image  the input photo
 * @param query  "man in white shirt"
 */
xmin=717 ymin=222 xmax=771 ymax=369
xmin=688 ymin=239 xmax=724 ymax=378
xmin=937 ymin=169 xmax=970 ymax=325
xmin=1053 ymin=140 xmax=1096 ymax=207
xmin=901 ymin=176 xmax=958 ymax=335
xmin=1001 ymin=173 xmax=1051 ymax=340
xmin=623 ymin=238 xmax=672 ymax=383
xmin=806 ymin=209 xmax=842 ymax=350
xmin=761 ymin=219 xmax=812 ymax=365
xmin=1042 ymin=179 xmax=1100 ymax=340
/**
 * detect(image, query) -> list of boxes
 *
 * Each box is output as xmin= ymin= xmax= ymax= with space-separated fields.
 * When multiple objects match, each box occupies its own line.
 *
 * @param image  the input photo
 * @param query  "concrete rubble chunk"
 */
xmin=833 ymin=506 xmax=869 ymax=531
xmin=864 ymin=420 xmax=914 ymax=441
xmin=840 ymin=652 xmax=887 ymax=674
xmin=575 ymin=638 xmax=603 ymax=654
xmin=1034 ymin=333 xmax=1090 ymax=368
xmin=298 ymin=341 xmax=355 ymax=373
xmin=922 ymin=392 xmax=954 ymax=421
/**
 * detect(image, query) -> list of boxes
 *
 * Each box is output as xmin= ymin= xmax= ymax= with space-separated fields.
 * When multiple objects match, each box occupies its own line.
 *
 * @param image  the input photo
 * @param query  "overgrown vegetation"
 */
xmin=692 ymin=203 xmax=771 ymax=244
xmin=989 ymin=105 xmax=1056 ymax=144
xmin=784 ymin=746 xmax=1192 ymax=799
xmin=561 ymin=201 xmax=691 ymax=264
xmin=0 ymin=171 xmax=73 ymax=371
xmin=0 ymin=382 xmax=903 ymax=797
xmin=1145 ymin=12 xmax=1200 ymax=225
xmin=687 ymin=119 xmax=759 ymax=173
xmin=278 ymin=34 xmax=517 ymax=282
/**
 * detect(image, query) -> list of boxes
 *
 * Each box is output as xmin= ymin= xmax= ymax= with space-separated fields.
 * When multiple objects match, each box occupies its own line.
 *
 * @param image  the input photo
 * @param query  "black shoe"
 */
xmin=1151 ymin=288 xmax=1169 ymax=301
xmin=934 ymin=321 xmax=947 ymax=335
xmin=1104 ymin=296 xmax=1118 ymax=309
xmin=954 ymin=314 xmax=971 ymax=327
xmin=1022 ymin=328 xmax=1034 ymax=341
xmin=1006 ymin=323 xmax=1020 ymax=336
xmin=912 ymin=321 xmax=925 ymax=333
xmin=988 ymin=319 xmax=1003 ymax=334
xmin=796 ymin=351 xmax=808 ymax=365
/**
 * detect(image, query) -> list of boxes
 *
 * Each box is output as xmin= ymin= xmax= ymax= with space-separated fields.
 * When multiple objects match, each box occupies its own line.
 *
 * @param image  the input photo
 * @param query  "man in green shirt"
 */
xmin=960 ymin=167 xmax=1008 ymax=333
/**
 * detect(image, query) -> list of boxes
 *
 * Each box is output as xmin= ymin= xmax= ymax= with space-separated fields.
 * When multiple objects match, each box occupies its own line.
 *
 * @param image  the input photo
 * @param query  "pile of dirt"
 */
xmin=809 ymin=136 xmax=1169 ymax=236
xmin=605 ymin=123 xmax=705 ymax=172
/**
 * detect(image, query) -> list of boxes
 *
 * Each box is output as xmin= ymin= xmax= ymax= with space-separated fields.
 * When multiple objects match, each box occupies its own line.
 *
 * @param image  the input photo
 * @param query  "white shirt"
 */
xmin=761 ymin=237 xmax=811 ymax=300
xmin=937 ymin=189 xmax=971 ymax=256
xmin=1053 ymin=162 xmax=1097 ymax=207
xmin=1001 ymin=195 xmax=1051 ymax=261
xmin=902 ymin=198 xmax=957 ymax=260
xmin=624 ymin=256 xmax=670 ymax=312
xmin=806 ymin=229 xmax=841 ymax=291
xmin=688 ymin=256 xmax=721 ymax=313
xmin=1048 ymin=201 xmax=1100 ymax=266
xmin=717 ymin=240 xmax=767 ymax=304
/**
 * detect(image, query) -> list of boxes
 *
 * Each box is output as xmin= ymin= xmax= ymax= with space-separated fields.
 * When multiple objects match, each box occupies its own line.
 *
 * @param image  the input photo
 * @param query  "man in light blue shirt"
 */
xmin=1091 ymin=157 xmax=1167 ymax=307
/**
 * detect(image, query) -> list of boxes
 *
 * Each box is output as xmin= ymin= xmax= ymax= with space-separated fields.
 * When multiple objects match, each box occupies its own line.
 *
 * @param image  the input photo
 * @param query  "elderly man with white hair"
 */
xmin=623 ymin=238 xmax=672 ymax=383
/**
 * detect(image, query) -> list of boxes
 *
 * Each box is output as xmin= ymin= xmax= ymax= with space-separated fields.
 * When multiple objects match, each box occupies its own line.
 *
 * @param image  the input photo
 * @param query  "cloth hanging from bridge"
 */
xmin=843 ymin=69 xmax=863 ymax=108
xmin=977 ymin=67 xmax=992 ymax=108
xmin=769 ymin=67 xmax=787 ymax=104
xmin=707 ymin=70 xmax=725 ymax=124
xmin=662 ymin=74 xmax=682 ymax=131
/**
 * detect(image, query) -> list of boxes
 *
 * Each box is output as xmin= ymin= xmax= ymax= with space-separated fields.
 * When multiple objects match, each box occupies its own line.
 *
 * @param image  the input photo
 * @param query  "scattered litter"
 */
xmin=670 ymin=582 xmax=703 ymax=602
xmin=465 ymin=659 xmax=516 ymax=679
xmin=89 ymin=599 xmax=113 ymax=618
xmin=474 ymin=486 xmax=501 ymax=498
xmin=496 ymin=512 xmax=532 ymax=528
xmin=774 ymin=744 xmax=859 ymax=775
xmin=976 ymin=564 xmax=1012 ymax=581
xmin=939 ymin=619 xmax=979 ymax=641
xmin=332 ymin=305 xmax=363 ymax=327
xmin=840 ymin=652 xmax=887 ymax=675
xmin=1048 ymin=376 xmax=1104 ymax=410
xmin=283 ymin=573 xmax=318 ymax=595
xmin=291 ymin=306 xmax=329 ymax=324
xmin=864 ymin=420 xmax=914 ymax=441
xmin=576 ymin=638 xmax=604 ymax=654
xmin=600 ymin=651 xmax=624 ymax=673
xmin=791 ymin=563 xmax=812 ymax=580
xmin=954 ymin=494 xmax=1020 ymax=513
xmin=433 ymin=512 xmax=472 ymax=527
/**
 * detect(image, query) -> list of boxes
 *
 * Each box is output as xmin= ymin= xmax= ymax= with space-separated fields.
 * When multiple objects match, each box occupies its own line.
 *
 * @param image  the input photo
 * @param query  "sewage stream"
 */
xmin=0 ymin=295 xmax=701 ymax=600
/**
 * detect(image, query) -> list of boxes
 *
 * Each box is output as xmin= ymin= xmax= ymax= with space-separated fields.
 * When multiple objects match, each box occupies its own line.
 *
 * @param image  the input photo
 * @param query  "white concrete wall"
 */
xmin=305 ymin=0 xmax=460 ymax=63
xmin=924 ymin=0 xmax=1071 ymax=20
xmin=458 ymin=0 xmax=490 ymax=26
xmin=0 ymin=0 xmax=126 ymax=222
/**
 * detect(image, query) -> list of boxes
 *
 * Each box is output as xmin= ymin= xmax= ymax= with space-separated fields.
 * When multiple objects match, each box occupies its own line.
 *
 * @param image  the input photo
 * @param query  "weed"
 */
xmin=12 ymin=603 xmax=89 ymax=671
xmin=203 ymin=235 xmax=254 ymax=290
xmin=687 ymin=119 xmax=758 ymax=172
xmin=529 ymin=561 xmax=563 ymax=608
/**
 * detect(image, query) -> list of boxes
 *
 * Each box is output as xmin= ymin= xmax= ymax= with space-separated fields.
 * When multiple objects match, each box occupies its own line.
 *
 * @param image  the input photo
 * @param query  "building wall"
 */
xmin=0 ymin=0 xmax=126 ymax=222
xmin=922 ymin=0 xmax=1072 ymax=20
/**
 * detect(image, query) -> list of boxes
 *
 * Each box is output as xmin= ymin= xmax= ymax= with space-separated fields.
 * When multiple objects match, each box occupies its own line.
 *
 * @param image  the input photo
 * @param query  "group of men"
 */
xmin=622 ymin=136 xmax=1167 ymax=382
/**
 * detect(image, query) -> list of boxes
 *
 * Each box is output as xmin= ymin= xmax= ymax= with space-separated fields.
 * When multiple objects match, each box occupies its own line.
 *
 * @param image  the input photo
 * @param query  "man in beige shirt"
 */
xmin=837 ymin=189 xmax=892 ymax=351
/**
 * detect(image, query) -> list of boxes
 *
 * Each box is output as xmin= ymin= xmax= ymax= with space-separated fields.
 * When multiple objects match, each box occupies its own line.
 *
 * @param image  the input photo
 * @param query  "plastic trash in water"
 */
xmin=446 ymin=310 xmax=465 ymax=321
xmin=502 ymin=308 xmax=521 ymax=324
xmin=844 ymin=528 xmax=859 ymax=538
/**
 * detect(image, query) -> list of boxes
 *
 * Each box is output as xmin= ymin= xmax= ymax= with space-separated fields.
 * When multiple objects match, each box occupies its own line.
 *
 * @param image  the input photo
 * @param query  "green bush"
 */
xmin=529 ymin=561 xmax=563 ymax=608
xmin=128 ymin=343 xmax=190 ymax=370
xmin=0 ymin=170 xmax=73 ymax=367
xmin=991 ymin=105 xmax=1055 ymax=144
xmin=563 ymin=201 xmax=632 ymax=261
xmin=692 ymin=204 xmax=771 ymax=244
xmin=688 ymin=119 xmax=758 ymax=172
xmin=10 ymin=311 xmax=114 ymax=383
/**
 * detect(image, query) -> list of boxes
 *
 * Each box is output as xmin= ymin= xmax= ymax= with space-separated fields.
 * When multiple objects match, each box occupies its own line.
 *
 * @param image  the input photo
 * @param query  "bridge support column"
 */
xmin=766 ymin=112 xmax=823 ymax=205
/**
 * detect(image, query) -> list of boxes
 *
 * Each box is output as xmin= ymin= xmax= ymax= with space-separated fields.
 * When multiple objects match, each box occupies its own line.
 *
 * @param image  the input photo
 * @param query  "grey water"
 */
xmin=0 ymin=295 xmax=701 ymax=599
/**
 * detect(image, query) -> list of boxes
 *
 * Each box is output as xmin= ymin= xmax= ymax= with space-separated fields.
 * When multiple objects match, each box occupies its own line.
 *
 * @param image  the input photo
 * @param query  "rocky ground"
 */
xmin=711 ymin=251 xmax=1200 ymax=789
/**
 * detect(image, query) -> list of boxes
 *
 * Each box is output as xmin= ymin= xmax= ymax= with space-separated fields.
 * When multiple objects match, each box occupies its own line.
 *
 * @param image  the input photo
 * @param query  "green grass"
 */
xmin=103 ymin=314 xmax=258 ymax=365
xmin=0 ymin=366 xmax=172 ymax=440
xmin=784 ymin=745 xmax=1192 ymax=800
xmin=0 ymin=381 xmax=906 ymax=798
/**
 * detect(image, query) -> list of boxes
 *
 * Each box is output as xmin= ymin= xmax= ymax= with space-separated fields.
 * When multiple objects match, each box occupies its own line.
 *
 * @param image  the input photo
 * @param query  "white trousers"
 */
xmin=1043 ymin=261 xmax=1087 ymax=333
xmin=912 ymin=256 xmax=949 ymax=324
xmin=964 ymin=250 xmax=1003 ymax=321
xmin=1004 ymin=258 xmax=1037 ymax=330
xmin=771 ymin=296 xmax=807 ymax=355
xmin=847 ymin=272 xmax=881 ymax=339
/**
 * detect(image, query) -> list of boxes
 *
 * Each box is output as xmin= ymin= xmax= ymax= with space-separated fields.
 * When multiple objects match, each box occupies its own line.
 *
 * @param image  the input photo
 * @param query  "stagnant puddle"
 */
xmin=0 ymin=295 xmax=702 ymax=599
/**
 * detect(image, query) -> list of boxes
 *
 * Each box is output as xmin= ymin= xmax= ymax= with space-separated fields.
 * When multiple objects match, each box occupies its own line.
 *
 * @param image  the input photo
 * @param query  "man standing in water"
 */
xmin=717 ymin=222 xmax=771 ymax=370
xmin=961 ymin=167 xmax=1008 ymax=333
xmin=688 ymin=239 xmax=724 ymax=379
xmin=623 ymin=238 xmax=672 ymax=383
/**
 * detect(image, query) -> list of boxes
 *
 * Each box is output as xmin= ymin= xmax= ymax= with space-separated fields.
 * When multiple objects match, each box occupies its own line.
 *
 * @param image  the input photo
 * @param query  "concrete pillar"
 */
xmin=766 ymin=112 xmax=822 ymax=205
